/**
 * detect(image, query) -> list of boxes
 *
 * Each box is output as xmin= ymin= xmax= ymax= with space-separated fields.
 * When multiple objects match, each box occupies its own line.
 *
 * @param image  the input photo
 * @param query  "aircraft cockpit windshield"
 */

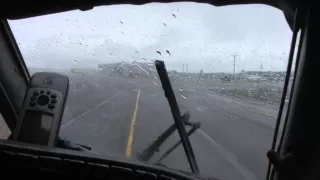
xmin=7 ymin=3 xmax=293 ymax=180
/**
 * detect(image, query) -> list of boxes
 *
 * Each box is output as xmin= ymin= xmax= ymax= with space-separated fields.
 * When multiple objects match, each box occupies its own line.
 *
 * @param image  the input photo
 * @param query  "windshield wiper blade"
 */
xmin=154 ymin=60 xmax=199 ymax=174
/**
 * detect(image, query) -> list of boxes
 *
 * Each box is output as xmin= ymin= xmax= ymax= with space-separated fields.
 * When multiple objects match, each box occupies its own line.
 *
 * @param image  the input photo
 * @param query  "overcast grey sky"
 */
xmin=9 ymin=3 xmax=292 ymax=73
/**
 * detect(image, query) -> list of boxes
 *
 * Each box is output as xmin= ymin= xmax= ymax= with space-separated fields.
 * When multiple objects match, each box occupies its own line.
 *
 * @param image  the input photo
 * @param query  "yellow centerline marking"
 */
xmin=126 ymin=88 xmax=141 ymax=157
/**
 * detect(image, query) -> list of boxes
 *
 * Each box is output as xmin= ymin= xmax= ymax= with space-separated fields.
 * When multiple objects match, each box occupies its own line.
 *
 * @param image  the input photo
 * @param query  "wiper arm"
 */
xmin=138 ymin=111 xmax=192 ymax=161
xmin=154 ymin=60 xmax=199 ymax=174
xmin=157 ymin=122 xmax=201 ymax=164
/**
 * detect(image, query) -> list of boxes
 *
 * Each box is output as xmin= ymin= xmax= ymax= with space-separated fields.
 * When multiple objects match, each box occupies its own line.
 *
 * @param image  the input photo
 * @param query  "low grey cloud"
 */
xmin=9 ymin=3 xmax=292 ymax=73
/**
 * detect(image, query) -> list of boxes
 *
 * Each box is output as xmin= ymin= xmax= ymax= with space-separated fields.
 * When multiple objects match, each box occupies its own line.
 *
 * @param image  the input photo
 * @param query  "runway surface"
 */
xmin=59 ymin=72 xmax=280 ymax=180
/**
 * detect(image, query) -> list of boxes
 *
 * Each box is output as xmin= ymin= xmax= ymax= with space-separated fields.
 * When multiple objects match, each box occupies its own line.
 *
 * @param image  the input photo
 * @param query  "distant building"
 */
xmin=98 ymin=62 xmax=154 ymax=79
xmin=70 ymin=68 xmax=95 ymax=75
xmin=240 ymin=71 xmax=286 ymax=81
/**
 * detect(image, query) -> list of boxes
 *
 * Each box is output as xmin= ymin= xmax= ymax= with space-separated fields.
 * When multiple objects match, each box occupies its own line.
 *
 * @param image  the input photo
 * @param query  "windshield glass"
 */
xmin=9 ymin=3 xmax=292 ymax=180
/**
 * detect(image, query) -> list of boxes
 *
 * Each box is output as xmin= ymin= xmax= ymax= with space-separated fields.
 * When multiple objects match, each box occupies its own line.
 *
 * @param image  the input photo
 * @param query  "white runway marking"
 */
xmin=197 ymin=129 xmax=258 ymax=180
xmin=181 ymin=95 xmax=187 ymax=99
xmin=61 ymin=91 xmax=122 ymax=129
xmin=196 ymin=106 xmax=207 ymax=112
